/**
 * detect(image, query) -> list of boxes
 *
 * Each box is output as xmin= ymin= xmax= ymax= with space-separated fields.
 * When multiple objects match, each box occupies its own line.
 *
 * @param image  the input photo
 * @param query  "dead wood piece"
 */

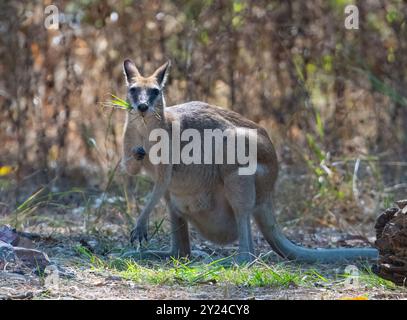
xmin=374 ymin=199 xmax=407 ymax=286
xmin=12 ymin=247 xmax=51 ymax=270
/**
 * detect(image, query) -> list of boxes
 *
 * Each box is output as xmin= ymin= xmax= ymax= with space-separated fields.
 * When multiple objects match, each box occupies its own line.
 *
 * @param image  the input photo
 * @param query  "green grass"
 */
xmin=74 ymin=245 xmax=398 ymax=290
xmin=0 ymin=187 xmax=91 ymax=229
xmin=115 ymin=259 xmax=325 ymax=287
xmin=358 ymin=267 xmax=398 ymax=290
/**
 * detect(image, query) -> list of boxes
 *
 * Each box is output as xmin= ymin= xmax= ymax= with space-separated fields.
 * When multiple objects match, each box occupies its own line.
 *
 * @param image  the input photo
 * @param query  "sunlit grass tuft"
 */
xmin=117 ymin=260 xmax=315 ymax=287
xmin=73 ymin=245 xmax=403 ymax=291
xmin=74 ymin=247 xmax=336 ymax=288
xmin=358 ymin=267 xmax=398 ymax=290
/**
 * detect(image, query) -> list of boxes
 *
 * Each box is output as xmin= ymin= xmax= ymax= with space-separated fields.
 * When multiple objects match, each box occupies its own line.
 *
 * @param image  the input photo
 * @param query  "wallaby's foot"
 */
xmin=233 ymin=252 xmax=255 ymax=265
xmin=121 ymin=249 xmax=173 ymax=260
xmin=191 ymin=249 xmax=211 ymax=261
xmin=130 ymin=222 xmax=148 ymax=245
xmin=121 ymin=249 xmax=190 ymax=261
xmin=192 ymin=252 xmax=255 ymax=267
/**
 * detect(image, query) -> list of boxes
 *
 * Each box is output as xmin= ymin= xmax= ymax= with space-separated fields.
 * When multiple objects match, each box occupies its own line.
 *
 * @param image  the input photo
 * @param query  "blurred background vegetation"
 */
xmin=0 ymin=0 xmax=406 ymax=235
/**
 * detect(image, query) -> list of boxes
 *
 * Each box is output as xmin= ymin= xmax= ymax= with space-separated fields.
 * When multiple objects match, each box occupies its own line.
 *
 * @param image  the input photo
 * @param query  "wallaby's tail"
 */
xmin=254 ymin=205 xmax=378 ymax=263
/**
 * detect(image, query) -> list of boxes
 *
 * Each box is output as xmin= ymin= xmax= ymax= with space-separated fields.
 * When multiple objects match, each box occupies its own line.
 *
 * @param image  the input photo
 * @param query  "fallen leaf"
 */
xmin=340 ymin=296 xmax=368 ymax=300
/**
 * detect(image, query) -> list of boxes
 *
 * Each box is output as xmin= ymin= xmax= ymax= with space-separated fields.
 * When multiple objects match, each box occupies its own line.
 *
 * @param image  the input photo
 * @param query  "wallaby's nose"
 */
xmin=137 ymin=103 xmax=148 ymax=112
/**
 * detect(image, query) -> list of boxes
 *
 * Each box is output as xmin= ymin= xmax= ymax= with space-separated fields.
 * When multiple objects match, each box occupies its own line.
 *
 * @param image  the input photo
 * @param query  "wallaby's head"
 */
xmin=123 ymin=59 xmax=170 ymax=117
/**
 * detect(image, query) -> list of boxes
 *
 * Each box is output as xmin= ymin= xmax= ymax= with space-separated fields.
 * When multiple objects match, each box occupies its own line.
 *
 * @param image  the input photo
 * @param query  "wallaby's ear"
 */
xmin=123 ymin=59 xmax=141 ymax=84
xmin=153 ymin=60 xmax=171 ymax=88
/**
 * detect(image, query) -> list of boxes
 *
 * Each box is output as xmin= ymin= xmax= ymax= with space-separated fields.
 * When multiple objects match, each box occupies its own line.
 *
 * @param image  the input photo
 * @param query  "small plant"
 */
xmin=74 ymin=244 xmax=106 ymax=268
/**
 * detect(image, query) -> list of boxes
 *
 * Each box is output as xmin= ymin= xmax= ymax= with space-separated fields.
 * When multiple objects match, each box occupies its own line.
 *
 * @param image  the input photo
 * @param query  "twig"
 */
xmin=352 ymin=158 xmax=361 ymax=204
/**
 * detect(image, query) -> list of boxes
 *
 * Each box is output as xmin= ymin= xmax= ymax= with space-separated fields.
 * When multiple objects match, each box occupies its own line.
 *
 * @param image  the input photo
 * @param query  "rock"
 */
xmin=15 ymin=236 xmax=36 ymax=249
xmin=0 ymin=225 xmax=20 ymax=245
xmin=13 ymin=246 xmax=51 ymax=270
xmin=0 ymin=226 xmax=52 ymax=275
xmin=374 ymin=199 xmax=407 ymax=286
xmin=0 ymin=225 xmax=36 ymax=248
xmin=1 ymin=239 xmax=51 ymax=271
xmin=0 ymin=240 xmax=16 ymax=264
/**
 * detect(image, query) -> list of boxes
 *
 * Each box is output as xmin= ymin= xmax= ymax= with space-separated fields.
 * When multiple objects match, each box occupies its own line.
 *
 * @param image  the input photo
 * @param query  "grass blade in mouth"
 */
xmin=102 ymin=94 xmax=148 ymax=129
xmin=101 ymin=94 xmax=132 ymax=111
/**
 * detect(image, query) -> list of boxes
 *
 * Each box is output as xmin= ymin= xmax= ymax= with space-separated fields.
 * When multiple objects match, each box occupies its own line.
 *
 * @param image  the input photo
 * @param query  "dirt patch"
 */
xmin=1 ymin=191 xmax=406 ymax=300
xmin=0 ymin=222 xmax=406 ymax=300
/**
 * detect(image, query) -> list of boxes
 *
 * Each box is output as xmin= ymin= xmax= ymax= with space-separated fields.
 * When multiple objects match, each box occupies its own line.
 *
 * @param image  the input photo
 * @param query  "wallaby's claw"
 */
xmin=130 ymin=223 xmax=148 ymax=245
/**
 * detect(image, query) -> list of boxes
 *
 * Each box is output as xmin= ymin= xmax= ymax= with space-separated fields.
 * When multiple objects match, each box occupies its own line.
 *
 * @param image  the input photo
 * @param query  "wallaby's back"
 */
xmin=165 ymin=101 xmax=279 ymax=184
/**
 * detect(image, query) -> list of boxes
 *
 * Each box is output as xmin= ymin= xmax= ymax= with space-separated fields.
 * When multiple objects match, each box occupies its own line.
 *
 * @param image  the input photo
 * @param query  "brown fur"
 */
xmin=121 ymin=59 xmax=378 ymax=263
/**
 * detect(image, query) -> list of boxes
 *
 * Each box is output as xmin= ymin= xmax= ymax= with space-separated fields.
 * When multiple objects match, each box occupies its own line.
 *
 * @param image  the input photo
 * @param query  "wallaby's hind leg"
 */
xmin=224 ymin=173 xmax=256 ymax=263
xmin=123 ymin=196 xmax=191 ymax=260
xmin=168 ymin=199 xmax=191 ymax=257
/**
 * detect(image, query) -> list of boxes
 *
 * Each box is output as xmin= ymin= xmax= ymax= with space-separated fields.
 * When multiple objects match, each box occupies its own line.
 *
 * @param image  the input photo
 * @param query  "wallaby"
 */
xmin=121 ymin=59 xmax=378 ymax=263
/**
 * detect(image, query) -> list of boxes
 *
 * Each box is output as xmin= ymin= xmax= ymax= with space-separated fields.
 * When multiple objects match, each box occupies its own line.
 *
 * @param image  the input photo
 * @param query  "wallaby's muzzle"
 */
xmin=137 ymin=103 xmax=148 ymax=113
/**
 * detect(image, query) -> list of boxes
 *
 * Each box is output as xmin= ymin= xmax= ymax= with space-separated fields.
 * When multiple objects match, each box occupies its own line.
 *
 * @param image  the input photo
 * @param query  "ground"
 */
xmin=0 ymin=167 xmax=406 ymax=300
xmin=1 ymin=206 xmax=406 ymax=300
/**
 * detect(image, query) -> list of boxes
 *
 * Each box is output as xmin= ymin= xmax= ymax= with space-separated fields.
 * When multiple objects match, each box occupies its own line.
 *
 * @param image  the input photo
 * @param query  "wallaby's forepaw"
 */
xmin=132 ymin=146 xmax=146 ymax=161
xmin=130 ymin=222 xmax=148 ymax=245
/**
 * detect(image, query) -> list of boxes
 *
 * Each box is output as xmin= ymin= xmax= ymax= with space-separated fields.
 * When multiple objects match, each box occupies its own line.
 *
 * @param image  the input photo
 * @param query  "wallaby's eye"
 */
xmin=129 ymin=87 xmax=140 ymax=95
xmin=149 ymin=88 xmax=160 ymax=97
